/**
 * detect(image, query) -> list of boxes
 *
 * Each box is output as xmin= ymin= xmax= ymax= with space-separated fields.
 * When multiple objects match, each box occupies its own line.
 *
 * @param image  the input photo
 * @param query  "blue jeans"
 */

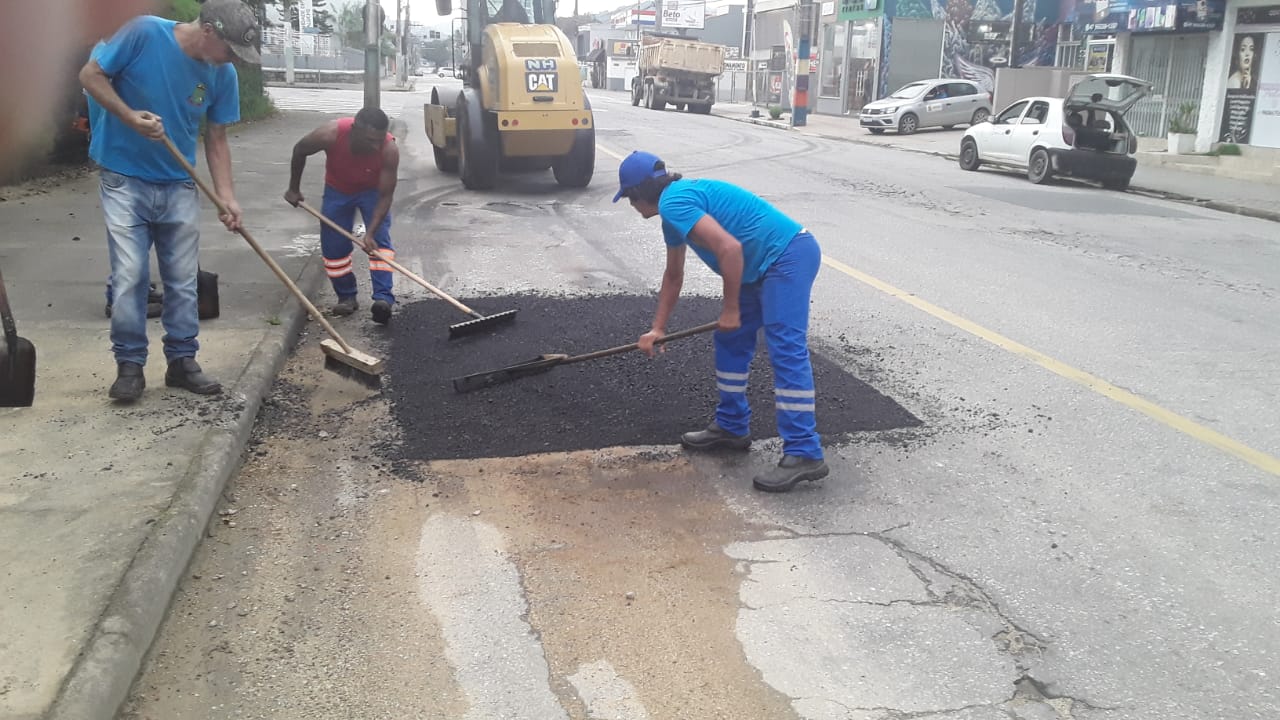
xmin=100 ymin=168 xmax=201 ymax=366
xmin=712 ymin=231 xmax=823 ymax=460
xmin=320 ymin=185 xmax=395 ymax=304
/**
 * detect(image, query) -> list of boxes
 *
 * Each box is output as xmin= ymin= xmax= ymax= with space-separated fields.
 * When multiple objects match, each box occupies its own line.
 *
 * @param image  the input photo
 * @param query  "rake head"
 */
xmin=448 ymin=308 xmax=518 ymax=339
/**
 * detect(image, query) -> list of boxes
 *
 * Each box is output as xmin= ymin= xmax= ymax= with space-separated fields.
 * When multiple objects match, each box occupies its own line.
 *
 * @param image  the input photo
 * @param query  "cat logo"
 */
xmin=526 ymin=71 xmax=558 ymax=92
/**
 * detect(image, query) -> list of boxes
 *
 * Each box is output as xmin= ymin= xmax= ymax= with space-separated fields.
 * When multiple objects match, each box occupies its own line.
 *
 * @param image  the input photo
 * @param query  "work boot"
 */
xmin=371 ymin=299 xmax=392 ymax=325
xmin=680 ymin=423 xmax=751 ymax=451
xmin=752 ymin=455 xmax=830 ymax=493
xmin=331 ymin=296 xmax=358 ymax=316
xmin=165 ymin=357 xmax=222 ymax=395
xmin=108 ymin=362 xmax=145 ymax=402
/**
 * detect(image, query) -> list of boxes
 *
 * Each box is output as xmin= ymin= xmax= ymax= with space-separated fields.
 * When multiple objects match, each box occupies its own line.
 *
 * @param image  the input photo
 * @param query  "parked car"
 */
xmin=957 ymin=73 xmax=1152 ymax=190
xmin=859 ymin=78 xmax=992 ymax=135
xmin=437 ymin=66 xmax=454 ymax=77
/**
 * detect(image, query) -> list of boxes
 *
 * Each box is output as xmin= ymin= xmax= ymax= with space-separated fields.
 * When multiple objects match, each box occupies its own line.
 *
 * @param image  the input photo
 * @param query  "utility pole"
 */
xmin=284 ymin=0 xmax=296 ymax=84
xmin=744 ymin=0 xmax=755 ymax=104
xmin=364 ymin=0 xmax=381 ymax=109
xmin=1009 ymin=0 xmax=1025 ymax=68
xmin=791 ymin=0 xmax=814 ymax=126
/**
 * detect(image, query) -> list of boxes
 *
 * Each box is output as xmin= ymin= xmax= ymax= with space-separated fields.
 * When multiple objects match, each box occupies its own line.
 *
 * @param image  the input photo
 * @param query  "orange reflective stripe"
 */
xmin=368 ymin=262 xmax=393 ymax=272
xmin=325 ymin=267 xmax=353 ymax=278
xmin=323 ymin=255 xmax=353 ymax=268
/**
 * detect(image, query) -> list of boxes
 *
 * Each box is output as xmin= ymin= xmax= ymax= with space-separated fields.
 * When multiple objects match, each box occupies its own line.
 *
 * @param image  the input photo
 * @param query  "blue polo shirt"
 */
xmin=88 ymin=15 xmax=240 ymax=183
xmin=659 ymin=178 xmax=803 ymax=284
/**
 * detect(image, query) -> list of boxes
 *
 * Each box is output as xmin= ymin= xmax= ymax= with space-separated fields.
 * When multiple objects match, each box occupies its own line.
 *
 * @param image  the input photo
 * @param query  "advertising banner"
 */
xmin=661 ymin=1 xmax=706 ymax=30
xmin=1219 ymin=33 xmax=1264 ymax=144
xmin=1250 ymin=33 xmax=1280 ymax=148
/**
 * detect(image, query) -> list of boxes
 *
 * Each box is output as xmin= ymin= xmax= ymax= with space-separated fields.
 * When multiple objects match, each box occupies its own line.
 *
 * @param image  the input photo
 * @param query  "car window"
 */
xmin=1022 ymin=101 xmax=1050 ymax=124
xmin=924 ymin=84 xmax=949 ymax=100
xmin=890 ymin=82 xmax=929 ymax=99
xmin=947 ymin=82 xmax=976 ymax=96
xmin=994 ymin=101 xmax=1029 ymax=124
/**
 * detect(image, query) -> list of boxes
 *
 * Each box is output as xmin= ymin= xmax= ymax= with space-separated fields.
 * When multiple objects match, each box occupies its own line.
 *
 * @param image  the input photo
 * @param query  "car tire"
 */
xmin=959 ymin=139 xmax=981 ymax=171
xmin=868 ymin=128 xmax=885 ymax=134
xmin=1102 ymin=176 xmax=1131 ymax=191
xmin=971 ymin=108 xmax=990 ymax=125
xmin=1027 ymin=147 xmax=1052 ymax=185
xmin=898 ymin=113 xmax=918 ymax=135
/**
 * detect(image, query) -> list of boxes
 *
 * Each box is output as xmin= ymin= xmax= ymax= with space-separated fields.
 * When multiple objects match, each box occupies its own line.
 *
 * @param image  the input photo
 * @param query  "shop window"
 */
xmin=819 ymin=23 xmax=846 ymax=98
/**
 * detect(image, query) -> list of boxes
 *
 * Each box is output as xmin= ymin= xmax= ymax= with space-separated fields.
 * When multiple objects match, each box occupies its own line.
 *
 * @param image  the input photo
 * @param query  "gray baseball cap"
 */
xmin=200 ymin=0 xmax=262 ymax=64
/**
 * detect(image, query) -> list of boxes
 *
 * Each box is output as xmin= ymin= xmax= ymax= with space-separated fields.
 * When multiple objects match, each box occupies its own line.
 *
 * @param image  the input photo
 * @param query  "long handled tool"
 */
xmin=452 ymin=321 xmax=718 ymax=394
xmin=295 ymin=201 xmax=517 ymax=339
xmin=161 ymin=136 xmax=383 ymax=387
xmin=0 ymin=265 xmax=36 ymax=407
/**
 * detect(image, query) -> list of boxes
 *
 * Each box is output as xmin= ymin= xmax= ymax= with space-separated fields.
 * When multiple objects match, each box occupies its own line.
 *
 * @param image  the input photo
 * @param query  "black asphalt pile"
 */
xmin=384 ymin=293 xmax=920 ymax=461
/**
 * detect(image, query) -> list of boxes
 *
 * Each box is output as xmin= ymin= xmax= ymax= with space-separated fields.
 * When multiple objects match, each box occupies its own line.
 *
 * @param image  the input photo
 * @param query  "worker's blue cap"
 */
xmin=613 ymin=150 xmax=667 ymax=203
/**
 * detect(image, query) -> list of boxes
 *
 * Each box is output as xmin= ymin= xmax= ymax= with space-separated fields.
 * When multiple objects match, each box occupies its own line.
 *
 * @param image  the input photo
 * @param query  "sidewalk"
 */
xmin=711 ymin=100 xmax=1280 ymax=222
xmin=0 ymin=110 xmax=359 ymax=720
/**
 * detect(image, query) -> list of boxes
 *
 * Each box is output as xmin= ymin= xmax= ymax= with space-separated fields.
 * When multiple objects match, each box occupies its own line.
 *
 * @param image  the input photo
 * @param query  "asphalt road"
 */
xmin=122 ymin=83 xmax=1279 ymax=720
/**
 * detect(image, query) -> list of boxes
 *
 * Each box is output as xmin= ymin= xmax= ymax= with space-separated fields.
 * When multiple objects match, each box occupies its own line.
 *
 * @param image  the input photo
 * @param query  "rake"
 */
xmin=452 ymin=321 xmax=719 ymax=393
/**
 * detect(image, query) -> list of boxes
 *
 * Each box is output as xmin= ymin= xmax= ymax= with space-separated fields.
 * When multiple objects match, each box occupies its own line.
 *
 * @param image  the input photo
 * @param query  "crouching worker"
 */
xmin=613 ymin=150 xmax=829 ymax=493
xmin=285 ymin=107 xmax=400 ymax=325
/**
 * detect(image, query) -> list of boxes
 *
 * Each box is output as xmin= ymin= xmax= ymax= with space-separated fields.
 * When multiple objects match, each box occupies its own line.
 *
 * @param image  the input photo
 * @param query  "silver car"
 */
xmin=859 ymin=78 xmax=993 ymax=135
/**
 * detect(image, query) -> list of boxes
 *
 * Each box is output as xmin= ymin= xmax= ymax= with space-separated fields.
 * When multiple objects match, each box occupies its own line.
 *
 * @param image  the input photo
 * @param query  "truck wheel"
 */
xmin=631 ymin=81 xmax=642 ymax=106
xmin=693 ymin=103 xmax=712 ymax=115
xmin=430 ymin=87 xmax=458 ymax=173
xmin=553 ymin=98 xmax=595 ymax=188
xmin=457 ymin=89 xmax=497 ymax=190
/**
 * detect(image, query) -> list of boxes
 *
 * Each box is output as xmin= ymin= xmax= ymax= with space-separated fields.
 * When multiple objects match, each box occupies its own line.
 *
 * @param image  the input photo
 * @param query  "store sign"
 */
xmin=1237 ymin=5 xmax=1280 ymax=24
xmin=837 ymin=0 xmax=882 ymax=22
xmin=1079 ymin=0 xmax=1222 ymax=33
xmin=661 ymin=1 xmax=705 ymax=30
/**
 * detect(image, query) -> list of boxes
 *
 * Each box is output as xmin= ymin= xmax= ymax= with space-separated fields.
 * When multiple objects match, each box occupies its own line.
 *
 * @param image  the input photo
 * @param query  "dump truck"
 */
xmin=423 ymin=0 xmax=595 ymax=190
xmin=630 ymin=34 xmax=726 ymax=114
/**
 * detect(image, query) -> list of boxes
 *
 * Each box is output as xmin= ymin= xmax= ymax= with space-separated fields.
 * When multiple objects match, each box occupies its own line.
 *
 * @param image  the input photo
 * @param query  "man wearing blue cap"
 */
xmin=614 ymin=151 xmax=828 ymax=493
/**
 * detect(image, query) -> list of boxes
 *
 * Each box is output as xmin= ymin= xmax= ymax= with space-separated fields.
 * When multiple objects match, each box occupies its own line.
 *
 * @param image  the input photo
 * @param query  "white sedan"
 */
xmin=958 ymin=73 xmax=1152 ymax=190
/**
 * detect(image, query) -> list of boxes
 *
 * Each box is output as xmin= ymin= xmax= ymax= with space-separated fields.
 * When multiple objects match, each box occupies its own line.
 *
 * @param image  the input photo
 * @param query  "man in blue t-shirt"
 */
xmin=614 ymin=150 xmax=829 ymax=493
xmin=79 ymin=0 xmax=259 ymax=403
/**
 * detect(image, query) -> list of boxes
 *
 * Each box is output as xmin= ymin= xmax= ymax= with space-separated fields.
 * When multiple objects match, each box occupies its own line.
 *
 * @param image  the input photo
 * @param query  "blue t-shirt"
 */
xmin=88 ymin=16 xmax=240 ymax=183
xmin=659 ymin=178 xmax=803 ymax=284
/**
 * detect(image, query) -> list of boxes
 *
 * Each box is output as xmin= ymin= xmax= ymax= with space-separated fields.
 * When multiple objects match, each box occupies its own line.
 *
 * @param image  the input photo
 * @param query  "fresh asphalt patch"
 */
xmin=383 ymin=293 xmax=921 ymax=461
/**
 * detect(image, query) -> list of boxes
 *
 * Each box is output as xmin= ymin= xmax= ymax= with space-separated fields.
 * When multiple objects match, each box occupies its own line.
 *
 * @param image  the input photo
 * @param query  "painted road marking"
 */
xmin=597 ymin=142 xmax=627 ymax=161
xmin=591 ymin=150 xmax=1279 ymax=476
xmin=820 ymin=255 xmax=1280 ymax=478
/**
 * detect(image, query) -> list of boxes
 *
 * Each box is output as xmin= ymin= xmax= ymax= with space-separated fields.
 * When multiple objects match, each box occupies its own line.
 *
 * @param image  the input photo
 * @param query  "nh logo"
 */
xmin=526 ymin=72 xmax=558 ymax=92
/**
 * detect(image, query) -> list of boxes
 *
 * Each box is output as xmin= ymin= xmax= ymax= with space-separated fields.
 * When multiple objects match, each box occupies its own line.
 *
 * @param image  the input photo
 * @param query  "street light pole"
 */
xmin=364 ymin=0 xmax=381 ymax=109
xmin=791 ymin=0 xmax=814 ymax=126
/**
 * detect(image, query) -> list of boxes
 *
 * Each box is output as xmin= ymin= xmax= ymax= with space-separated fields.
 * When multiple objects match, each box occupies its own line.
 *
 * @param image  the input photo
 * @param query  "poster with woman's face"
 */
xmin=1228 ymin=33 xmax=1261 ymax=91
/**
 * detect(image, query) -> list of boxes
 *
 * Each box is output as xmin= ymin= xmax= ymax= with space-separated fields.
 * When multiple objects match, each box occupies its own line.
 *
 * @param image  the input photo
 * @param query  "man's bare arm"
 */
xmin=285 ymin=122 xmax=339 ymax=202
xmin=78 ymin=58 xmax=163 ymax=139
xmin=360 ymin=141 xmax=400 ymax=252
xmin=204 ymin=123 xmax=242 ymax=230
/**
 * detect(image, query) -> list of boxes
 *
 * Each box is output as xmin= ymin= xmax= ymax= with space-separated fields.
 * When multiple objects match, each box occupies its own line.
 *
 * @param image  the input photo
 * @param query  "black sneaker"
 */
xmin=331 ymin=297 xmax=358 ymax=316
xmin=108 ymin=362 xmax=145 ymax=402
xmin=371 ymin=300 xmax=392 ymax=325
xmin=680 ymin=423 xmax=751 ymax=451
xmin=752 ymin=455 xmax=830 ymax=493
xmin=164 ymin=357 xmax=222 ymax=395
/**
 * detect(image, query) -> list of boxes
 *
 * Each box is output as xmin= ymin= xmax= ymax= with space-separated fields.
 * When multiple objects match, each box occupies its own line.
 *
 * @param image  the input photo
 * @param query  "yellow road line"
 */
xmin=820 ymin=255 xmax=1280 ymax=477
xmin=597 ymin=142 xmax=627 ymax=162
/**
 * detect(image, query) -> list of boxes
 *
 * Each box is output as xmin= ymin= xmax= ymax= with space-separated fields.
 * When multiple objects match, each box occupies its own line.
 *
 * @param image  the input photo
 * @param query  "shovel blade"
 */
xmin=451 ymin=354 xmax=565 ymax=393
xmin=0 ymin=335 xmax=36 ymax=407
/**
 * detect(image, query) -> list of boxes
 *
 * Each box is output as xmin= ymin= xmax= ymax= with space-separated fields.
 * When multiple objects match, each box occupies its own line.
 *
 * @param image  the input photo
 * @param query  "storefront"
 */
xmin=1216 ymin=3 xmax=1280 ymax=147
xmin=815 ymin=0 xmax=883 ymax=115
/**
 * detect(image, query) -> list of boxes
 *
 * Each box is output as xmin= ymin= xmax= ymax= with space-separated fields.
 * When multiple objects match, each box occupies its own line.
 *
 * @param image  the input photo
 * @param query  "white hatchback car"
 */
xmin=958 ymin=74 xmax=1152 ymax=190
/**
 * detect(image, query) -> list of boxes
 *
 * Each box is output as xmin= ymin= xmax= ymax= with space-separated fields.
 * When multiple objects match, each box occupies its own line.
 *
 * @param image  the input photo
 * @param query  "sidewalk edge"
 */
xmin=41 ymin=258 xmax=326 ymax=720
xmin=714 ymin=112 xmax=1280 ymax=224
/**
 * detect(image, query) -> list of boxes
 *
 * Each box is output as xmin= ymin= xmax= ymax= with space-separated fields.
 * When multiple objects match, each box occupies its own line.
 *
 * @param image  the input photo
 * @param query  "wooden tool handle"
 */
xmin=562 ymin=321 xmax=720 ymax=365
xmin=296 ymin=201 xmax=479 ymax=318
xmin=160 ymin=136 xmax=353 ymax=353
xmin=0 ymin=265 xmax=19 ymax=344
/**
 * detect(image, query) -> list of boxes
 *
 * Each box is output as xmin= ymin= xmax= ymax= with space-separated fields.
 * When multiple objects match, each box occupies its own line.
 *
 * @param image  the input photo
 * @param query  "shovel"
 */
xmin=295 ymin=201 xmax=518 ymax=339
xmin=452 ymin=321 xmax=718 ymax=393
xmin=0 ymin=266 xmax=36 ymax=407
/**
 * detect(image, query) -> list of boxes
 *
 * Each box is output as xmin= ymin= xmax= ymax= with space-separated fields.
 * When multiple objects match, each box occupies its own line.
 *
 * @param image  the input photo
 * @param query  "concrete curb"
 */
xmin=43 ymin=258 xmax=327 ymax=720
xmin=714 ymin=112 xmax=1280 ymax=224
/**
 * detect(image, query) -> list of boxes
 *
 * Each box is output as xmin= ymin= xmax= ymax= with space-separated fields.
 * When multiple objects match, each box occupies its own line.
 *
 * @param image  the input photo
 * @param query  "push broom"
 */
xmin=295 ymin=201 xmax=518 ymax=339
xmin=162 ymin=136 xmax=383 ymax=387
